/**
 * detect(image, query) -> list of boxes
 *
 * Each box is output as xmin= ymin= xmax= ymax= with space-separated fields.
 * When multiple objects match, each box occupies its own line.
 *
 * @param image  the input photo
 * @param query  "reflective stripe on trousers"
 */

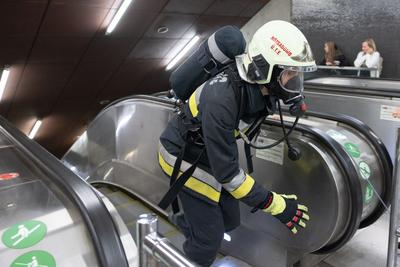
xmin=159 ymin=144 xmax=221 ymax=202
xmin=158 ymin=144 xmax=256 ymax=202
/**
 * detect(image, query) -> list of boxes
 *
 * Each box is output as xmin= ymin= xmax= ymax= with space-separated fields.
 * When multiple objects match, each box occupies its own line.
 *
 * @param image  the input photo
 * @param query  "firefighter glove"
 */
xmin=262 ymin=192 xmax=309 ymax=234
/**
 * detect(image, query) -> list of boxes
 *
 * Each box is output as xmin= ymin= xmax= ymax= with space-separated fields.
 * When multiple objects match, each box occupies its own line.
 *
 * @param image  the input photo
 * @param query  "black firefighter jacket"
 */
xmin=159 ymin=72 xmax=272 ymax=207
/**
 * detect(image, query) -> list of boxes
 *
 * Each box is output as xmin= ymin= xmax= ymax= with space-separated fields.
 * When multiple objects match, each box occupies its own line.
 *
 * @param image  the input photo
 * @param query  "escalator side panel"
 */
xmin=305 ymin=87 xmax=400 ymax=162
xmin=0 ymin=115 xmax=129 ymax=267
xmin=0 ymin=180 xmax=98 ymax=266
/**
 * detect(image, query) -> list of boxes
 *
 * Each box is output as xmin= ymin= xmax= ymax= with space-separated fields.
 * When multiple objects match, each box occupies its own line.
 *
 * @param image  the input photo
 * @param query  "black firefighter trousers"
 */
xmin=174 ymin=189 xmax=241 ymax=267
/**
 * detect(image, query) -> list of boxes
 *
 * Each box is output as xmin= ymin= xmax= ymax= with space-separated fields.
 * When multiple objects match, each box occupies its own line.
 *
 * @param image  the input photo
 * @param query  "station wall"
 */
xmin=292 ymin=0 xmax=400 ymax=78
xmin=241 ymin=0 xmax=291 ymax=43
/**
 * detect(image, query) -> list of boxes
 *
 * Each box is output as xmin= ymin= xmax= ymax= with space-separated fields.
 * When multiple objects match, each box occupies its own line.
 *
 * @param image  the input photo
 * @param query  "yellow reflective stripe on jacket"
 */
xmin=188 ymin=91 xmax=199 ymax=117
xmin=187 ymin=83 xmax=206 ymax=118
xmin=230 ymin=174 xmax=255 ymax=199
xmin=158 ymin=152 xmax=220 ymax=203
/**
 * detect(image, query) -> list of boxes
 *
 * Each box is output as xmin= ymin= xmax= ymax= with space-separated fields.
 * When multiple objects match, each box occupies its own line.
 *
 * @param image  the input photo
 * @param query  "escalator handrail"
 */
xmin=304 ymin=84 xmax=400 ymax=98
xmin=265 ymin=118 xmax=363 ymax=254
xmin=304 ymin=78 xmax=400 ymax=98
xmin=306 ymin=75 xmax=400 ymax=82
xmin=0 ymin=116 xmax=128 ymax=267
xmin=301 ymin=110 xmax=393 ymax=228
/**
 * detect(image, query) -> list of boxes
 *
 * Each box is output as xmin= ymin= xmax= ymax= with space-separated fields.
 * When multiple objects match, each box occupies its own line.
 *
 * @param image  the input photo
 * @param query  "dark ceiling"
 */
xmin=0 ymin=0 xmax=269 ymax=157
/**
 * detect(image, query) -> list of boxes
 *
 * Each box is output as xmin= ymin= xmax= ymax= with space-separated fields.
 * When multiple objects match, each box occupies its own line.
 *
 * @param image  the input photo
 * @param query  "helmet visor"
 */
xmin=277 ymin=69 xmax=304 ymax=94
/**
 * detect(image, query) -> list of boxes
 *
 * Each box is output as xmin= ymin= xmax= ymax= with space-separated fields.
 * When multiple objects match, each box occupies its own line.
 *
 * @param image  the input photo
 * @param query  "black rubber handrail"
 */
xmin=301 ymin=111 xmax=393 ymax=228
xmin=306 ymin=75 xmax=400 ymax=83
xmin=0 ymin=116 xmax=128 ymax=267
xmin=304 ymin=84 xmax=400 ymax=98
xmin=304 ymin=77 xmax=400 ymax=98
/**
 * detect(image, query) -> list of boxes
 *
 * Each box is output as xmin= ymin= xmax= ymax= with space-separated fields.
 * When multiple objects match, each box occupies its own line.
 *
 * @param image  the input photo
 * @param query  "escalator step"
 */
xmin=114 ymin=201 xmax=179 ymax=237
xmin=97 ymin=188 xmax=189 ymax=256
xmin=114 ymin=201 xmax=149 ymax=221
xmin=102 ymin=191 xmax=132 ymax=206
xmin=212 ymin=256 xmax=252 ymax=267
xmin=96 ymin=187 xmax=114 ymax=195
xmin=102 ymin=190 xmax=186 ymax=252
xmin=101 ymin=188 xmax=251 ymax=266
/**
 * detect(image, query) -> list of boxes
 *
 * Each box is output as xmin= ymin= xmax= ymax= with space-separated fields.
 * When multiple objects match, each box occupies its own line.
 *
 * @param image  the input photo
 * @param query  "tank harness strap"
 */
xmin=158 ymin=143 xmax=205 ymax=211
xmin=168 ymin=131 xmax=187 ymax=213
xmin=226 ymin=65 xmax=257 ymax=174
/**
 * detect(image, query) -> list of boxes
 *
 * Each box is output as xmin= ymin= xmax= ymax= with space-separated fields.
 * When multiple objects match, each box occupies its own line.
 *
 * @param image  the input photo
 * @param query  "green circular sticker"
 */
xmin=10 ymin=250 xmax=56 ymax=267
xmin=365 ymin=184 xmax=374 ymax=203
xmin=344 ymin=142 xmax=361 ymax=158
xmin=359 ymin=161 xmax=371 ymax=180
xmin=2 ymin=220 xmax=47 ymax=249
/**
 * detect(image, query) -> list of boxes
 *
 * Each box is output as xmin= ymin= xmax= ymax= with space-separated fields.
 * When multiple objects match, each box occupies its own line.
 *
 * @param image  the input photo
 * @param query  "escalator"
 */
xmin=304 ymin=76 xmax=400 ymax=161
xmin=94 ymin=184 xmax=250 ymax=266
xmin=95 ymin=185 xmax=185 ymax=252
xmin=0 ymin=116 xmax=137 ymax=267
xmin=62 ymin=95 xmax=392 ymax=267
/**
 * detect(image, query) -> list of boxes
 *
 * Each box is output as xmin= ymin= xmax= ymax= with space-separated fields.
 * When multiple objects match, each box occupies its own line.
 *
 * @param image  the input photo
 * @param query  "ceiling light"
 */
xmin=76 ymin=130 xmax=87 ymax=140
xmin=29 ymin=120 xmax=42 ymax=139
xmin=157 ymin=26 xmax=169 ymax=34
xmin=0 ymin=67 xmax=10 ymax=101
xmin=106 ymin=0 xmax=133 ymax=34
xmin=166 ymin=35 xmax=200 ymax=71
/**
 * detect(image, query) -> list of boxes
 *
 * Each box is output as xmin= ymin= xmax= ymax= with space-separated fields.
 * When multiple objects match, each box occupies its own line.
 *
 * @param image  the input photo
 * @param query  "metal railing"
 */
xmin=387 ymin=128 xmax=400 ymax=267
xmin=316 ymin=65 xmax=378 ymax=71
xmin=316 ymin=65 xmax=380 ymax=78
xmin=136 ymin=214 xmax=196 ymax=267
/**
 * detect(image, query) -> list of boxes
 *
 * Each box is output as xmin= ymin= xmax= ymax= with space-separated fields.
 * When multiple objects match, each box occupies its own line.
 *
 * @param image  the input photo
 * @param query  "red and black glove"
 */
xmin=260 ymin=192 xmax=310 ymax=234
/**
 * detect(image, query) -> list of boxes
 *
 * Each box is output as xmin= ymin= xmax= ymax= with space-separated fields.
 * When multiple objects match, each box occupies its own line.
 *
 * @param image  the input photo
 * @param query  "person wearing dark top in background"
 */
xmin=319 ymin=41 xmax=348 ymax=66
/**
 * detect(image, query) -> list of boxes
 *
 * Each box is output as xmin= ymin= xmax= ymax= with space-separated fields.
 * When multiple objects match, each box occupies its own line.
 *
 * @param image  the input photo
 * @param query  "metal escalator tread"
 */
xmin=97 ymin=187 xmax=114 ymax=195
xmin=212 ymin=256 xmax=252 ymax=267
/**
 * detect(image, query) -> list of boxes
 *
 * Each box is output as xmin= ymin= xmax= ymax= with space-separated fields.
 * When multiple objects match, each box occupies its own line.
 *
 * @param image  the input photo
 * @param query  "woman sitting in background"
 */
xmin=354 ymin=38 xmax=381 ymax=77
xmin=319 ymin=41 xmax=347 ymax=66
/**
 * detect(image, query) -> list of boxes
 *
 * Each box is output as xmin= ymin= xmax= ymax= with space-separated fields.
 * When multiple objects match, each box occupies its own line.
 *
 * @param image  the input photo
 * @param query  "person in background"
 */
xmin=354 ymin=38 xmax=381 ymax=77
xmin=319 ymin=41 xmax=347 ymax=66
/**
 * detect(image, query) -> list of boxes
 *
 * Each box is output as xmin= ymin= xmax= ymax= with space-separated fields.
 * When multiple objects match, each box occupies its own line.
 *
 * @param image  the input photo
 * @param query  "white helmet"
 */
xmin=236 ymin=20 xmax=316 ymax=99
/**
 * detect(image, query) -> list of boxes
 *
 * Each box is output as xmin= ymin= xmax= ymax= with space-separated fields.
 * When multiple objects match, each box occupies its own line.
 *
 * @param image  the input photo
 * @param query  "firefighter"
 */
xmin=158 ymin=20 xmax=316 ymax=266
